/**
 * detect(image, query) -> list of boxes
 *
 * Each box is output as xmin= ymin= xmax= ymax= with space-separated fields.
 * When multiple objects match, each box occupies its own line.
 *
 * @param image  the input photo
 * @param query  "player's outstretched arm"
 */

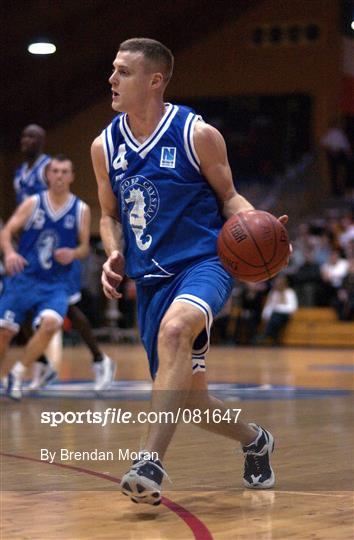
xmin=91 ymin=136 xmax=125 ymax=299
xmin=0 ymin=197 xmax=36 ymax=275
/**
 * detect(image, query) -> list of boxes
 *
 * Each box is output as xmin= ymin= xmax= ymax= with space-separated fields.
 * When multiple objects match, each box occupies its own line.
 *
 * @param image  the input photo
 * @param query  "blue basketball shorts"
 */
xmin=136 ymin=256 xmax=233 ymax=379
xmin=0 ymin=274 xmax=70 ymax=333
xmin=67 ymin=260 xmax=82 ymax=305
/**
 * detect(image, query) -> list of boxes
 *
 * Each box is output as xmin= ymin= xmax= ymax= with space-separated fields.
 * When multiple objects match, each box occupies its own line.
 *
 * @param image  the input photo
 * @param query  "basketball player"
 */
xmin=0 ymin=155 xmax=91 ymax=399
xmin=92 ymin=38 xmax=288 ymax=504
xmin=13 ymin=126 xmax=115 ymax=392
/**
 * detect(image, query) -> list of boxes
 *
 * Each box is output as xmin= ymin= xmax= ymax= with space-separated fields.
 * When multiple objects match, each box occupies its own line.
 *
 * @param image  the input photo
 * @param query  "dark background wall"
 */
xmin=0 ymin=0 xmax=343 ymax=230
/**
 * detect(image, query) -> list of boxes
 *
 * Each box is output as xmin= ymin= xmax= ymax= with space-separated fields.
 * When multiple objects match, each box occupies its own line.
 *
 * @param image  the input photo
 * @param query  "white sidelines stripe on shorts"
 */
xmin=33 ymin=309 xmax=64 ymax=329
xmin=69 ymin=292 xmax=82 ymax=305
xmin=172 ymin=293 xmax=213 ymax=373
xmin=0 ymin=319 xmax=20 ymax=333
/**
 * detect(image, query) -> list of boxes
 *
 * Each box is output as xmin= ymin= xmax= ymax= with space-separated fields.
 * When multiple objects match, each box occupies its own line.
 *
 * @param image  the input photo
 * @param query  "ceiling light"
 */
xmin=351 ymin=21 xmax=354 ymax=31
xmin=28 ymin=42 xmax=56 ymax=55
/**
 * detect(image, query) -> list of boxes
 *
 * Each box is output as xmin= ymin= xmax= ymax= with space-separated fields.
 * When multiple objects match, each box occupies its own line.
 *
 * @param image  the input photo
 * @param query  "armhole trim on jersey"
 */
xmin=76 ymin=201 xmax=86 ymax=235
xmin=184 ymin=113 xmax=202 ymax=172
xmin=39 ymin=156 xmax=50 ymax=185
xmin=24 ymin=195 xmax=40 ymax=230
xmin=101 ymin=123 xmax=114 ymax=173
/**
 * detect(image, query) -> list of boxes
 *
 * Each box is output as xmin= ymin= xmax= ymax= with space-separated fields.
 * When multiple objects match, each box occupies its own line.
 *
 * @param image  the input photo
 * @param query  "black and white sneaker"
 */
xmin=242 ymin=423 xmax=275 ymax=489
xmin=121 ymin=456 xmax=166 ymax=505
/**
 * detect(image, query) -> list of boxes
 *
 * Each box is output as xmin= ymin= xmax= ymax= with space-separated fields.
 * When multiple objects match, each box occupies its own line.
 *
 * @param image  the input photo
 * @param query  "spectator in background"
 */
xmin=313 ymin=233 xmax=333 ymax=266
xmin=334 ymin=258 xmax=354 ymax=321
xmin=338 ymin=215 xmax=354 ymax=253
xmin=320 ymin=249 xmax=349 ymax=304
xmin=234 ymin=282 xmax=267 ymax=345
xmin=287 ymin=223 xmax=318 ymax=275
xmin=344 ymin=238 xmax=354 ymax=260
xmin=292 ymin=249 xmax=322 ymax=306
xmin=320 ymin=119 xmax=352 ymax=197
xmin=256 ymin=275 xmax=298 ymax=345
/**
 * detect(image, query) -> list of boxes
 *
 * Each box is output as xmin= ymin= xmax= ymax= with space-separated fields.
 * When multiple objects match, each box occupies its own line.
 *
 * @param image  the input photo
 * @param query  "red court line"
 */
xmin=1 ymin=452 xmax=213 ymax=540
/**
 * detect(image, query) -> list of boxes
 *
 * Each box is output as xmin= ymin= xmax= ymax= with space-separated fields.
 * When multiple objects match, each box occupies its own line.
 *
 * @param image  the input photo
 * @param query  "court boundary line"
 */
xmin=272 ymin=490 xmax=352 ymax=498
xmin=0 ymin=452 xmax=213 ymax=540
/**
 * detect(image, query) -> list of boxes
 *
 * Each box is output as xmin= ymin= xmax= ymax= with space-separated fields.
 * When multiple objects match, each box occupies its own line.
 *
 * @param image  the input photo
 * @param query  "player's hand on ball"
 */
xmin=278 ymin=215 xmax=288 ymax=225
xmin=5 ymin=251 xmax=28 ymax=275
xmin=54 ymin=248 xmax=75 ymax=265
xmin=277 ymin=215 xmax=292 ymax=264
xmin=102 ymin=250 xmax=125 ymax=299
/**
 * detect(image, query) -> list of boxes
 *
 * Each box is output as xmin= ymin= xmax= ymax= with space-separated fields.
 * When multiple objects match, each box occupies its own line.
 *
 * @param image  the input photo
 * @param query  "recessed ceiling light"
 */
xmin=28 ymin=42 xmax=56 ymax=55
xmin=351 ymin=21 xmax=354 ymax=31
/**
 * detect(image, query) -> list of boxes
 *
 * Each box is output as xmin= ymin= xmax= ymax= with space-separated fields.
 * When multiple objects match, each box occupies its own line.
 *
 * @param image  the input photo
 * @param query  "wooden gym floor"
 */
xmin=1 ymin=344 xmax=353 ymax=540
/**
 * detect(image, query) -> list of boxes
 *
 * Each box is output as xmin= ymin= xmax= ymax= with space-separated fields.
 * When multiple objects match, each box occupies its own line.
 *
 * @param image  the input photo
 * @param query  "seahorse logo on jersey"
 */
xmin=120 ymin=176 xmax=160 ymax=251
xmin=36 ymin=230 xmax=59 ymax=269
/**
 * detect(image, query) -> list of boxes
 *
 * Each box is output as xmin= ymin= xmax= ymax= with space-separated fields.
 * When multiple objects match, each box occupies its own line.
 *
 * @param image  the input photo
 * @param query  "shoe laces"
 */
xmin=132 ymin=459 xmax=171 ymax=483
xmin=244 ymin=447 xmax=269 ymax=475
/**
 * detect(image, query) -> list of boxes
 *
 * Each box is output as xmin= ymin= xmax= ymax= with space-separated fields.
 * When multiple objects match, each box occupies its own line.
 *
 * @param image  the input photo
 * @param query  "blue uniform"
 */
xmin=13 ymin=154 xmax=82 ymax=303
xmin=102 ymin=103 xmax=233 ymax=377
xmin=0 ymin=192 xmax=87 ymax=332
xmin=13 ymin=154 xmax=51 ymax=205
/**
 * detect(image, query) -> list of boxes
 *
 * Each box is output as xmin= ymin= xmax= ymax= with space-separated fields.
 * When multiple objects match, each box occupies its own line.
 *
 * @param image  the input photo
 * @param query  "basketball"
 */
xmin=217 ymin=210 xmax=290 ymax=282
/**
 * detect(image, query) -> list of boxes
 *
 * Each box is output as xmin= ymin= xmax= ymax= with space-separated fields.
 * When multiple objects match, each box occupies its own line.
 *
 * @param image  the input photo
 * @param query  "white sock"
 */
xmin=245 ymin=425 xmax=262 ymax=448
xmin=13 ymin=361 xmax=26 ymax=376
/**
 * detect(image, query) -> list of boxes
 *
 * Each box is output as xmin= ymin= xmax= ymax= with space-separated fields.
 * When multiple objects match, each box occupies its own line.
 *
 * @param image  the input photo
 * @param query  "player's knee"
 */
xmin=159 ymin=318 xmax=193 ymax=350
xmin=0 ymin=327 xmax=16 ymax=351
xmin=39 ymin=317 xmax=61 ymax=336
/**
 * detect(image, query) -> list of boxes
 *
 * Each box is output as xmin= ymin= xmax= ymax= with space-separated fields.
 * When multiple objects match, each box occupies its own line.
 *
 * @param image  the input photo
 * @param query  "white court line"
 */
xmin=274 ymin=490 xmax=352 ymax=498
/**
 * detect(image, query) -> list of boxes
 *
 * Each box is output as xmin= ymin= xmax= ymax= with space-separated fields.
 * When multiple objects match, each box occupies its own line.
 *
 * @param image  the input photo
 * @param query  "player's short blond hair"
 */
xmin=119 ymin=38 xmax=174 ymax=83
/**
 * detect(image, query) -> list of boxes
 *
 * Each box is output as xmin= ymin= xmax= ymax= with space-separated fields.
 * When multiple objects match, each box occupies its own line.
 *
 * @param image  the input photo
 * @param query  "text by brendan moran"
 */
xmin=40 ymin=448 xmax=159 ymax=463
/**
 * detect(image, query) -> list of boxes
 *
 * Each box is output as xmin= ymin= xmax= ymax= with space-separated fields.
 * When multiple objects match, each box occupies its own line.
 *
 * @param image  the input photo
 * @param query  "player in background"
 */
xmin=0 ymin=156 xmax=90 ymax=399
xmin=12 ymin=126 xmax=116 ymax=392
xmin=92 ymin=38 xmax=289 ymax=505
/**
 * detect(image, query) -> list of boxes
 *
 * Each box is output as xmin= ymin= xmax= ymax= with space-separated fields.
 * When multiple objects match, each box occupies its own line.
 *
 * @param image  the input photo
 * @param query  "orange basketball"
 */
xmin=217 ymin=210 xmax=290 ymax=282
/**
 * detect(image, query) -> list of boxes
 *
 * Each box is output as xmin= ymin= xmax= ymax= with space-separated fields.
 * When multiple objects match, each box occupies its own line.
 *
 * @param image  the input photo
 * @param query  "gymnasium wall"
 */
xmin=1 ymin=0 xmax=341 ymax=230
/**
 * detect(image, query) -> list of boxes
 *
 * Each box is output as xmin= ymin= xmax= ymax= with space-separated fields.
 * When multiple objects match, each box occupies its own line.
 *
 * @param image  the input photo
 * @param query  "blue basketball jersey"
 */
xmin=102 ymin=103 xmax=224 ymax=283
xmin=13 ymin=154 xmax=51 ymax=205
xmin=18 ymin=191 xmax=87 ymax=285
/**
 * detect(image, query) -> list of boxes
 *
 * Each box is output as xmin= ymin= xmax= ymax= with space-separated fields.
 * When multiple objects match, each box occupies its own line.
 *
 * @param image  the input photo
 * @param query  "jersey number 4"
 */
xmin=113 ymin=144 xmax=128 ymax=171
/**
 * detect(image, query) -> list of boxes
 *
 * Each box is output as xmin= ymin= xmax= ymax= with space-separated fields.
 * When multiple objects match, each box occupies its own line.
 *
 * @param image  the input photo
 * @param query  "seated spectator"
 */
xmin=256 ymin=275 xmax=298 ymax=345
xmin=292 ymin=249 xmax=322 ymax=306
xmin=320 ymin=249 xmax=349 ymax=304
xmin=233 ymin=282 xmax=267 ymax=345
xmin=313 ymin=233 xmax=333 ymax=266
xmin=338 ymin=215 xmax=354 ymax=253
xmin=333 ymin=258 xmax=354 ymax=321
xmin=320 ymin=118 xmax=352 ymax=196
xmin=287 ymin=223 xmax=318 ymax=275
xmin=345 ymin=238 xmax=354 ymax=260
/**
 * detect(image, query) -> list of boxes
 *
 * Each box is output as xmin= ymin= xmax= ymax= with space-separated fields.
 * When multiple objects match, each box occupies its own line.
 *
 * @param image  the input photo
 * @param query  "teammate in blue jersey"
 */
xmin=12 ymin=126 xmax=116 ymax=392
xmin=92 ymin=38 xmax=288 ymax=503
xmin=0 ymin=155 xmax=91 ymax=399
xmin=13 ymin=124 xmax=51 ymax=205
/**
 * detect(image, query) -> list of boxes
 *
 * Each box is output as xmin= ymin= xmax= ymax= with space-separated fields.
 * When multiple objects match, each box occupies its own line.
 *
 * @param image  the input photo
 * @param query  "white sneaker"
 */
xmin=28 ymin=362 xmax=57 ymax=391
xmin=121 ymin=457 xmax=166 ymax=506
xmin=6 ymin=362 xmax=25 ymax=401
xmin=93 ymin=354 xmax=116 ymax=392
